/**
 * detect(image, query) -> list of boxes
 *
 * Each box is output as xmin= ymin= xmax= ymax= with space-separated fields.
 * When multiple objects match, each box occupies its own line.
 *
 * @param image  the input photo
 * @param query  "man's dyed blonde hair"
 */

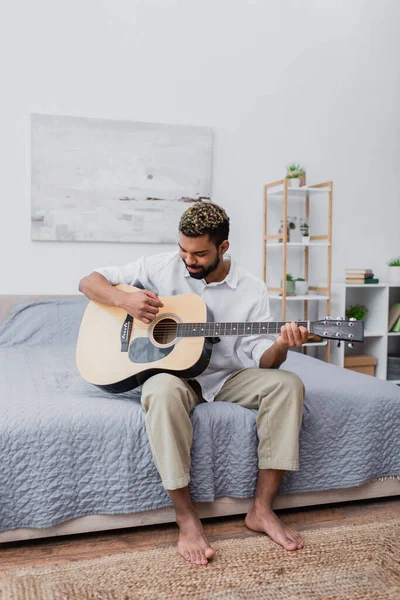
xmin=179 ymin=202 xmax=230 ymax=247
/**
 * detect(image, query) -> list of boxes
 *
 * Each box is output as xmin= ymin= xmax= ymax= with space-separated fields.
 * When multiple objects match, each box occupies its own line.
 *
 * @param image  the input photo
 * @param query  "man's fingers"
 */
xmin=299 ymin=326 xmax=309 ymax=343
xmin=143 ymin=290 xmax=164 ymax=307
xmin=142 ymin=289 xmax=158 ymax=298
xmin=285 ymin=323 xmax=296 ymax=346
xmin=143 ymin=312 xmax=157 ymax=322
xmin=290 ymin=322 xmax=303 ymax=346
xmin=144 ymin=296 xmax=160 ymax=312
xmin=139 ymin=316 xmax=152 ymax=324
xmin=144 ymin=305 xmax=159 ymax=316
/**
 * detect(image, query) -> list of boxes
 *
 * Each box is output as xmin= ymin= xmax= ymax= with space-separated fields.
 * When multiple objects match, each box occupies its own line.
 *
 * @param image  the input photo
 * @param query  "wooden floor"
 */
xmin=0 ymin=497 xmax=399 ymax=594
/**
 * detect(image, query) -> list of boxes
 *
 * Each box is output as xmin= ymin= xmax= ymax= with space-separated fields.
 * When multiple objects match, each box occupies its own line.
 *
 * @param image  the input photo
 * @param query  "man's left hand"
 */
xmin=276 ymin=322 xmax=309 ymax=349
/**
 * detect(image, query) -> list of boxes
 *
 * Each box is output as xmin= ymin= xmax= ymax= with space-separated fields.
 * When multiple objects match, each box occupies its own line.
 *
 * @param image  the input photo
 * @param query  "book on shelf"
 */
xmin=346 ymin=277 xmax=379 ymax=284
xmin=346 ymin=279 xmax=367 ymax=284
xmin=345 ymin=268 xmax=376 ymax=284
xmin=392 ymin=317 xmax=400 ymax=333
xmin=388 ymin=304 xmax=400 ymax=331
xmin=345 ymin=269 xmax=373 ymax=276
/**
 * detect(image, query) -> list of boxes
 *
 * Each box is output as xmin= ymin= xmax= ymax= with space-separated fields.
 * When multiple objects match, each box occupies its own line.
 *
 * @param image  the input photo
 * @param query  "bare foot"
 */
xmin=245 ymin=502 xmax=304 ymax=551
xmin=176 ymin=510 xmax=215 ymax=566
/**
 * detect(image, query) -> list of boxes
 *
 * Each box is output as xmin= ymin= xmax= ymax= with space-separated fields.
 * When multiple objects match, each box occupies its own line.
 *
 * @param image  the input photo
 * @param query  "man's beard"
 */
xmin=183 ymin=254 xmax=220 ymax=280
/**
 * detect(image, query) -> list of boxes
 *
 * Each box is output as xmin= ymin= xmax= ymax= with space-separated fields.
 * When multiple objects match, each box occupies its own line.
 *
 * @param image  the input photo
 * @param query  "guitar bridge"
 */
xmin=120 ymin=314 xmax=133 ymax=352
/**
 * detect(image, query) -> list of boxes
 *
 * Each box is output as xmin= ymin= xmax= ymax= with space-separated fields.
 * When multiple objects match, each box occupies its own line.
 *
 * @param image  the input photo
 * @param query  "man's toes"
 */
xmin=200 ymin=551 xmax=209 ymax=565
xmin=286 ymin=532 xmax=304 ymax=550
xmin=199 ymin=551 xmax=208 ymax=565
xmin=205 ymin=546 xmax=215 ymax=559
xmin=288 ymin=529 xmax=302 ymax=544
xmin=284 ymin=537 xmax=298 ymax=550
xmin=190 ymin=550 xmax=197 ymax=564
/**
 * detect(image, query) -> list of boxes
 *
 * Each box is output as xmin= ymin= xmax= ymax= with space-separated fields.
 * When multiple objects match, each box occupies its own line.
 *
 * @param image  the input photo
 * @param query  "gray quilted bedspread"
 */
xmin=0 ymin=299 xmax=399 ymax=532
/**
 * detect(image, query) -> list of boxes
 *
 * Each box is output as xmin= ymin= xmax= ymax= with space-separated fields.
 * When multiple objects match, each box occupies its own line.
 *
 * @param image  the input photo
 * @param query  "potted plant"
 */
xmin=387 ymin=257 xmax=400 ymax=284
xmin=345 ymin=304 xmax=368 ymax=321
xmin=295 ymin=277 xmax=308 ymax=295
xmin=300 ymin=220 xmax=310 ymax=245
xmin=287 ymin=218 xmax=296 ymax=242
xmin=286 ymin=163 xmax=306 ymax=188
xmin=281 ymin=273 xmax=296 ymax=295
xmin=278 ymin=217 xmax=296 ymax=242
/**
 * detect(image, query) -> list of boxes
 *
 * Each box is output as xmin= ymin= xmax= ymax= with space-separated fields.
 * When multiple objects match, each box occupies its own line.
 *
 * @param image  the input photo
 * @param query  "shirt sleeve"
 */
xmin=94 ymin=257 xmax=150 ymax=289
xmin=240 ymin=284 xmax=277 ymax=367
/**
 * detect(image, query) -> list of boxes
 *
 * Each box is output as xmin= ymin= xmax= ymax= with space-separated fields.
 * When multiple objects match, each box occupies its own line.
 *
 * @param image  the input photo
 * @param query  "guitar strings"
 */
xmin=129 ymin=324 xmax=305 ymax=332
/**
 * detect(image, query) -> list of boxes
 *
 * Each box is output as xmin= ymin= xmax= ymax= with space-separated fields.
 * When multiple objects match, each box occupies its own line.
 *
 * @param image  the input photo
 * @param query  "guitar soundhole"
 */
xmin=153 ymin=318 xmax=178 ymax=345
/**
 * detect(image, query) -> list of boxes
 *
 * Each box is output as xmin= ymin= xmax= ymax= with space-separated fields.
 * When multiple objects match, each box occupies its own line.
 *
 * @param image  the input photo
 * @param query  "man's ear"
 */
xmin=219 ymin=240 xmax=230 ymax=255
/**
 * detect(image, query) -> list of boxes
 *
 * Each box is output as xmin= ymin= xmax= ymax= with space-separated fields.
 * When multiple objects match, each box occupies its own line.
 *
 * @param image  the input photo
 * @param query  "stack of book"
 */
xmin=388 ymin=304 xmax=400 ymax=332
xmin=345 ymin=269 xmax=379 ymax=284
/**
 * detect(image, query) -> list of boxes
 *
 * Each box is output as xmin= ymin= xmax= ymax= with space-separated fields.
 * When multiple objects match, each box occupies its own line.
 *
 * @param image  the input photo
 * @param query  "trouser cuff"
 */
xmin=163 ymin=474 xmax=191 ymax=491
xmin=258 ymin=460 xmax=299 ymax=472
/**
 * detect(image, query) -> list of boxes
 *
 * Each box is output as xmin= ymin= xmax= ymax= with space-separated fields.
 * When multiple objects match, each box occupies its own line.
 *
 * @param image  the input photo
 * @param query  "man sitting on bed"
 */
xmin=79 ymin=202 xmax=308 ymax=566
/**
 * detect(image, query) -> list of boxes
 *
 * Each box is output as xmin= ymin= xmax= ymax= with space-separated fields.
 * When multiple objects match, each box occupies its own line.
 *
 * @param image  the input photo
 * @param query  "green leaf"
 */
xmin=345 ymin=303 xmax=368 ymax=320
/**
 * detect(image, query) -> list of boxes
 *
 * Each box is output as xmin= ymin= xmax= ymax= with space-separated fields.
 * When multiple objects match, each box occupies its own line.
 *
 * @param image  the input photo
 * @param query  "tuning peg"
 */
xmin=325 ymin=316 xmax=331 ymax=320
xmin=348 ymin=342 xmax=356 ymax=349
xmin=349 ymin=318 xmax=357 ymax=322
xmin=336 ymin=316 xmax=344 ymax=320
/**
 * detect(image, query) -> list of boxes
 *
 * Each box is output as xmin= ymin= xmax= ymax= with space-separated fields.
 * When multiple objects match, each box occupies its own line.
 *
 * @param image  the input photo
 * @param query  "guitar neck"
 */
xmin=176 ymin=321 xmax=309 ymax=337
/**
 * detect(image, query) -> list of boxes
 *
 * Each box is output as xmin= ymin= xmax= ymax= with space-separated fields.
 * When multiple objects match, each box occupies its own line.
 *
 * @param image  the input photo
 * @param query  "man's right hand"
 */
xmin=120 ymin=290 xmax=164 ymax=324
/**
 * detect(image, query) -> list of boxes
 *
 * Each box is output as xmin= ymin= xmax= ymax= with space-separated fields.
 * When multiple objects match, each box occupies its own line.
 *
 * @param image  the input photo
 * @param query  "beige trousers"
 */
xmin=141 ymin=368 xmax=305 ymax=490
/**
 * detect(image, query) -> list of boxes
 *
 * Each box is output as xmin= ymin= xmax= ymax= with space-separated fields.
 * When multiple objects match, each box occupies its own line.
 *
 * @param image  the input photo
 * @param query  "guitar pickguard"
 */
xmin=128 ymin=338 xmax=174 ymax=364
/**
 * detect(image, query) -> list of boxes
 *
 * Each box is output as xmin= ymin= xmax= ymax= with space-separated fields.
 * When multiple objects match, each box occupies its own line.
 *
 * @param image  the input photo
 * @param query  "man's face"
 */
xmin=178 ymin=233 xmax=221 ymax=280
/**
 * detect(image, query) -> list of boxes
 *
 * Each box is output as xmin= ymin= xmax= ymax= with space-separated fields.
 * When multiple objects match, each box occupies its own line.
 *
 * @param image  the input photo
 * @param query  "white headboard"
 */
xmin=0 ymin=295 xmax=81 ymax=324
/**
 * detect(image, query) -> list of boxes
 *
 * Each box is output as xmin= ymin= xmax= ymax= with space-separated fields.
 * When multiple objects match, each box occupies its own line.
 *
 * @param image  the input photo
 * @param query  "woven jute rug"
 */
xmin=3 ymin=517 xmax=400 ymax=600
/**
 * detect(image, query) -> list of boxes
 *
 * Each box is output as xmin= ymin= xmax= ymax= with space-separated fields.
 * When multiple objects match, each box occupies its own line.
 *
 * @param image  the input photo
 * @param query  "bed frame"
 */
xmin=1 ymin=294 xmax=399 ymax=544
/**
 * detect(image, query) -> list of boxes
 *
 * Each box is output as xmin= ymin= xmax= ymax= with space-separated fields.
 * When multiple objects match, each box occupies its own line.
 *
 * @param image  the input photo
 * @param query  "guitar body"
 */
xmin=76 ymin=285 xmax=213 ymax=393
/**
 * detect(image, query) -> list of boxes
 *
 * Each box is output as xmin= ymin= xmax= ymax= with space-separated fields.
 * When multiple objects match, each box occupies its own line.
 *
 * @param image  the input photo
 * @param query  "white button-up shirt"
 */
xmin=95 ymin=251 xmax=276 ymax=401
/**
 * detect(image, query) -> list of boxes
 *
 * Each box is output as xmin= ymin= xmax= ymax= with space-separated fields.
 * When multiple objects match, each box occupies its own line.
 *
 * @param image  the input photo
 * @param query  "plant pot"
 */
xmin=388 ymin=266 xmax=400 ymax=284
xmin=302 ymin=236 xmax=310 ymax=245
xmin=288 ymin=178 xmax=301 ymax=188
xmin=281 ymin=280 xmax=296 ymax=295
xmin=295 ymin=281 xmax=308 ymax=295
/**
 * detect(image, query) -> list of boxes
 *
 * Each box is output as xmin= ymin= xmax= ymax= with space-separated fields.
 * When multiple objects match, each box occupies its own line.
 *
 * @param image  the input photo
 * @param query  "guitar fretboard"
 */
xmin=176 ymin=321 xmax=308 ymax=337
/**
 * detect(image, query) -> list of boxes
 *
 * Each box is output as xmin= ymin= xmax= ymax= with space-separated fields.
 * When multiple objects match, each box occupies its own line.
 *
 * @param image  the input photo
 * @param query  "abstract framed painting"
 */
xmin=31 ymin=114 xmax=213 ymax=243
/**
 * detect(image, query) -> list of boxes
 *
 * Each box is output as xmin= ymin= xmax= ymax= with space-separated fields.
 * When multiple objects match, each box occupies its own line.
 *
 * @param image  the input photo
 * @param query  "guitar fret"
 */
xmin=176 ymin=321 xmax=309 ymax=337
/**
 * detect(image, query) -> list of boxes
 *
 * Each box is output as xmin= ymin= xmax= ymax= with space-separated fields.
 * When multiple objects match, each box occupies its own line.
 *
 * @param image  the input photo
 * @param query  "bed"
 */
xmin=0 ymin=295 xmax=399 ymax=544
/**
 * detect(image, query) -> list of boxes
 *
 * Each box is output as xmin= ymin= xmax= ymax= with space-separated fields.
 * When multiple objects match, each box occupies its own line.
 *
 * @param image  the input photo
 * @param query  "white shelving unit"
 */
xmin=330 ymin=283 xmax=400 ymax=385
xmin=263 ymin=179 xmax=333 ymax=361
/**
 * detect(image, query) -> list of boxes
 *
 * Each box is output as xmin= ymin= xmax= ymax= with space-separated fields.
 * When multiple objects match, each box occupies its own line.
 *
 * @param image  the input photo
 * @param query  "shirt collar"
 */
xmin=183 ymin=255 xmax=238 ymax=289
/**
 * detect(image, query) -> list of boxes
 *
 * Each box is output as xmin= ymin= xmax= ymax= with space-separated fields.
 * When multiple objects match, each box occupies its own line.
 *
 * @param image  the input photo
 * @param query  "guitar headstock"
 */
xmin=310 ymin=318 xmax=364 ymax=344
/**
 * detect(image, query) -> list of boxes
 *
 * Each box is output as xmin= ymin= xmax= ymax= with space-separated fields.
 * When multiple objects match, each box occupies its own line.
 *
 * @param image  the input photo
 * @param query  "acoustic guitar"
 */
xmin=76 ymin=284 xmax=364 ymax=394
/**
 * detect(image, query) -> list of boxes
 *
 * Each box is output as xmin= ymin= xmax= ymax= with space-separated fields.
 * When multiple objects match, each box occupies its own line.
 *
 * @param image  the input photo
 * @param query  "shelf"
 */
xmin=267 ymin=186 xmax=330 ymax=197
xmin=364 ymin=331 xmax=386 ymax=337
xmin=345 ymin=283 xmax=387 ymax=288
xmin=388 ymin=332 xmax=400 ymax=336
xmin=266 ymin=242 xmax=330 ymax=247
xmin=269 ymin=294 xmax=330 ymax=301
